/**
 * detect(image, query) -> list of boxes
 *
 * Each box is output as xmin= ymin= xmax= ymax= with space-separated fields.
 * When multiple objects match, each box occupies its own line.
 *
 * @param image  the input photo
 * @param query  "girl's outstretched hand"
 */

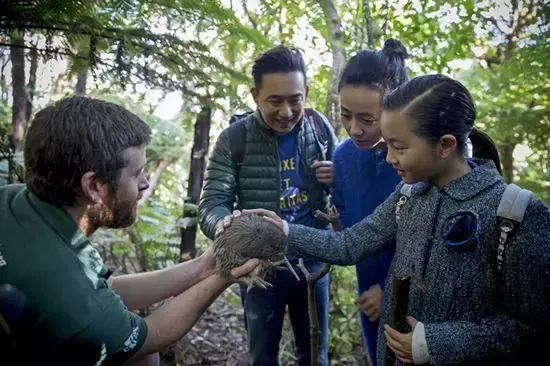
xmin=384 ymin=316 xmax=418 ymax=364
xmin=242 ymin=208 xmax=284 ymax=230
xmin=215 ymin=209 xmax=285 ymax=238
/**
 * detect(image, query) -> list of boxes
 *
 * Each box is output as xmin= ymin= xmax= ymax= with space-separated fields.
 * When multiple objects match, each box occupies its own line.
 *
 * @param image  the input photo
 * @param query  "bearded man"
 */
xmin=0 ymin=97 xmax=260 ymax=365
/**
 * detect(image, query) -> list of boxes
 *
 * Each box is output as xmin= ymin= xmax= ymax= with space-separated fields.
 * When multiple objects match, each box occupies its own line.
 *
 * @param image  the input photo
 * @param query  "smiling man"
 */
xmin=199 ymin=46 xmax=338 ymax=365
xmin=0 ymin=97 xmax=260 ymax=365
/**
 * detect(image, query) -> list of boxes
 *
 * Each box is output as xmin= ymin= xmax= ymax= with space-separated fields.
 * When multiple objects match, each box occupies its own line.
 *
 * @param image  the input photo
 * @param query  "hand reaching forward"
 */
xmin=214 ymin=209 xmax=285 ymax=237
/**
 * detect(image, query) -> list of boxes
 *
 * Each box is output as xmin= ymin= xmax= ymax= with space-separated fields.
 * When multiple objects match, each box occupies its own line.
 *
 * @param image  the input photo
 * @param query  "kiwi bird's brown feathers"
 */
xmin=212 ymin=214 xmax=290 ymax=288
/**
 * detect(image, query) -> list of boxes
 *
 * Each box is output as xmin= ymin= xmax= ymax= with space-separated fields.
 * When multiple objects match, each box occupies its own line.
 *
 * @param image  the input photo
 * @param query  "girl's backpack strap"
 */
xmin=495 ymin=183 xmax=533 ymax=272
xmin=399 ymin=184 xmax=413 ymax=198
xmin=395 ymin=184 xmax=412 ymax=222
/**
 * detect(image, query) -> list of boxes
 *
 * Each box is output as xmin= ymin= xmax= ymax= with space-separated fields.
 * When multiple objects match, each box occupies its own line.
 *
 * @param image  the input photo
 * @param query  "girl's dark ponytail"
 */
xmin=468 ymin=128 xmax=502 ymax=174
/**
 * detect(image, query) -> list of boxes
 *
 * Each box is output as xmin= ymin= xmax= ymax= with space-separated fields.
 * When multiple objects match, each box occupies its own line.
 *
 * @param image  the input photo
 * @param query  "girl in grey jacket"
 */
xmin=241 ymin=75 xmax=550 ymax=365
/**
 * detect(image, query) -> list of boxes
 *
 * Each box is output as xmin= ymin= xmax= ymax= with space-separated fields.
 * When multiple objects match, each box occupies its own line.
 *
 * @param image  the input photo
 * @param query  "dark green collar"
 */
xmin=26 ymin=188 xmax=89 ymax=250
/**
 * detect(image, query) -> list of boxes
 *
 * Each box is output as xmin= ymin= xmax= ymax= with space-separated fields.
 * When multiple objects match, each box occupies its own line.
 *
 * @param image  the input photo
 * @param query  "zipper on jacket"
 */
xmin=421 ymin=194 xmax=444 ymax=279
xmin=275 ymin=137 xmax=281 ymax=216
xmin=297 ymin=118 xmax=317 ymax=184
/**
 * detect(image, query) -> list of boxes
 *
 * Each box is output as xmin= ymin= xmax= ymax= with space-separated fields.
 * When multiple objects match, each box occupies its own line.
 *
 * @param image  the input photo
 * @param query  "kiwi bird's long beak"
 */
xmin=284 ymin=256 xmax=300 ymax=281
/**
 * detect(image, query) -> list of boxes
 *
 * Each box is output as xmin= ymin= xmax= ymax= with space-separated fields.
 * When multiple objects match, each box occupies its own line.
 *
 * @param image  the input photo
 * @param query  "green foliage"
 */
xmin=1 ymin=1 xmax=549 ymax=364
xmin=516 ymin=155 xmax=550 ymax=207
xmin=463 ymin=19 xmax=549 ymax=202
xmin=1 ymin=0 xmax=267 ymax=111
xmin=0 ymin=100 xmax=24 ymax=185
xmin=307 ymin=64 xmax=331 ymax=114
xmin=328 ymin=266 xmax=364 ymax=359
xmin=388 ymin=0 xmax=478 ymax=73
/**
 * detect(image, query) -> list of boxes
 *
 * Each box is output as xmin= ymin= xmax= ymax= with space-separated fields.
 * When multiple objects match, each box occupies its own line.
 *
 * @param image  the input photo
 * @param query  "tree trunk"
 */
xmin=499 ymin=142 xmax=515 ymax=183
xmin=363 ymin=0 xmax=375 ymax=49
xmin=180 ymin=106 xmax=212 ymax=261
xmin=1 ymin=57 xmax=10 ymax=104
xmin=74 ymin=40 xmax=90 ymax=96
xmin=319 ymin=0 xmax=346 ymax=136
xmin=8 ymin=33 xmax=28 ymax=184
xmin=25 ymin=47 xmax=38 ymax=122
xmin=10 ymin=32 xmax=27 ymax=151
xmin=75 ymin=71 xmax=88 ymax=96
xmin=485 ymin=1 xmax=536 ymax=185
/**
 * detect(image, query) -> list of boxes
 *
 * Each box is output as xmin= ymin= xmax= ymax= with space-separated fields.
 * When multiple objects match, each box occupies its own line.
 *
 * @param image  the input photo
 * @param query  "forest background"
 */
xmin=0 ymin=0 xmax=548 ymax=364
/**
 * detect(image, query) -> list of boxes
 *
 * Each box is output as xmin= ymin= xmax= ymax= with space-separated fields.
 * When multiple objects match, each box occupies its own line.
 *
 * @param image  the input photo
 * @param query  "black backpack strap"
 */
xmin=228 ymin=119 xmax=247 ymax=173
xmin=229 ymin=111 xmax=253 ymax=125
xmin=305 ymin=108 xmax=330 ymax=161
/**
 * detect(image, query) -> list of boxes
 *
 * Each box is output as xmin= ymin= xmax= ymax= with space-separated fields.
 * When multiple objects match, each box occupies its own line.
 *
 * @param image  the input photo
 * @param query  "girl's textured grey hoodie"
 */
xmin=287 ymin=160 xmax=550 ymax=365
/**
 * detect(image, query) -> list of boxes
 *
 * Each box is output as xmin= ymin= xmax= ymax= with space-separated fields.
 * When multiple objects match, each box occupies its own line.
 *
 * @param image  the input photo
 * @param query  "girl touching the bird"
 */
xmin=234 ymin=74 xmax=550 ymax=365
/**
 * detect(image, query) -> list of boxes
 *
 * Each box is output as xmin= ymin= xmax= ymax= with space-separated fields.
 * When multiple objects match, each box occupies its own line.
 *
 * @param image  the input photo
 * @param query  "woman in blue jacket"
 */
xmin=331 ymin=39 xmax=409 ymax=365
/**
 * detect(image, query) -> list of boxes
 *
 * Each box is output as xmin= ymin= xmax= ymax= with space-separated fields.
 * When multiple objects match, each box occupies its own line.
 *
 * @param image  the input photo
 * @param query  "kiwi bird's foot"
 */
xmin=269 ymin=257 xmax=300 ymax=282
xmin=244 ymin=275 xmax=273 ymax=292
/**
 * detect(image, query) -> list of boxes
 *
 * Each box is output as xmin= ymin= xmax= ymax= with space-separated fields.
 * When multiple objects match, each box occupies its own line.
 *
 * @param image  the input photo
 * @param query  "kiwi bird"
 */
xmin=213 ymin=213 xmax=299 ymax=290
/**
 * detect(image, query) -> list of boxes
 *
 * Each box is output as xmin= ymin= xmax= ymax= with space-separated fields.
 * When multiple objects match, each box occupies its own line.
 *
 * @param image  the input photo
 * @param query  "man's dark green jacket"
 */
xmin=199 ymin=110 xmax=338 ymax=239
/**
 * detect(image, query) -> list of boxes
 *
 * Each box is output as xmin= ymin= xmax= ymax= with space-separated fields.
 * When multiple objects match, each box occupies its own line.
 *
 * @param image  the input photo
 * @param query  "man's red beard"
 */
xmin=88 ymin=187 xmax=138 ymax=232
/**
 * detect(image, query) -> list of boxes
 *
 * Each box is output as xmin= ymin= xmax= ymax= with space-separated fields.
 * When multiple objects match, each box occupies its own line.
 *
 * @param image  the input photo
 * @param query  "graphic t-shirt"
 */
xmin=278 ymin=130 xmax=314 ymax=227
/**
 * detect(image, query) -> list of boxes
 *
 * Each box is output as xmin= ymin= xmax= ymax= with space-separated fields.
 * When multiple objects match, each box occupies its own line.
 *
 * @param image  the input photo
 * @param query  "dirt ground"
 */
xmin=160 ymin=285 xmax=250 ymax=366
xmin=159 ymin=284 xmax=368 ymax=366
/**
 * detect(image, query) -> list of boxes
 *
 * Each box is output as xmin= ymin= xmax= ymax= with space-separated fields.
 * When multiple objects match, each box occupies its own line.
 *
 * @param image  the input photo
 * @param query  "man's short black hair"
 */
xmin=251 ymin=45 xmax=307 ymax=89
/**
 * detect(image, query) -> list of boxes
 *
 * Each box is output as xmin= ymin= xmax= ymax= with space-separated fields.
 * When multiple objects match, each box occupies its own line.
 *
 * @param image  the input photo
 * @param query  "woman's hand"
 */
xmin=356 ymin=284 xmax=383 ymax=321
xmin=214 ymin=209 xmax=285 ymax=237
xmin=311 ymin=160 xmax=334 ymax=185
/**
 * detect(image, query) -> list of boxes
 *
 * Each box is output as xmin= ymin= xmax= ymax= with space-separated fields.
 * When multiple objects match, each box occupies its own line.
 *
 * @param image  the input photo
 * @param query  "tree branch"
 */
xmin=295 ymin=205 xmax=341 ymax=366
xmin=241 ymin=0 xmax=258 ymax=30
xmin=314 ymin=205 xmax=341 ymax=231
xmin=363 ymin=0 xmax=375 ymax=49
xmin=138 ymin=158 xmax=170 ymax=205
xmin=0 ymin=42 xmax=86 ymax=59
xmin=482 ymin=16 xmax=507 ymax=35
xmin=296 ymin=258 xmax=330 ymax=366
xmin=26 ymin=42 xmax=38 ymax=122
